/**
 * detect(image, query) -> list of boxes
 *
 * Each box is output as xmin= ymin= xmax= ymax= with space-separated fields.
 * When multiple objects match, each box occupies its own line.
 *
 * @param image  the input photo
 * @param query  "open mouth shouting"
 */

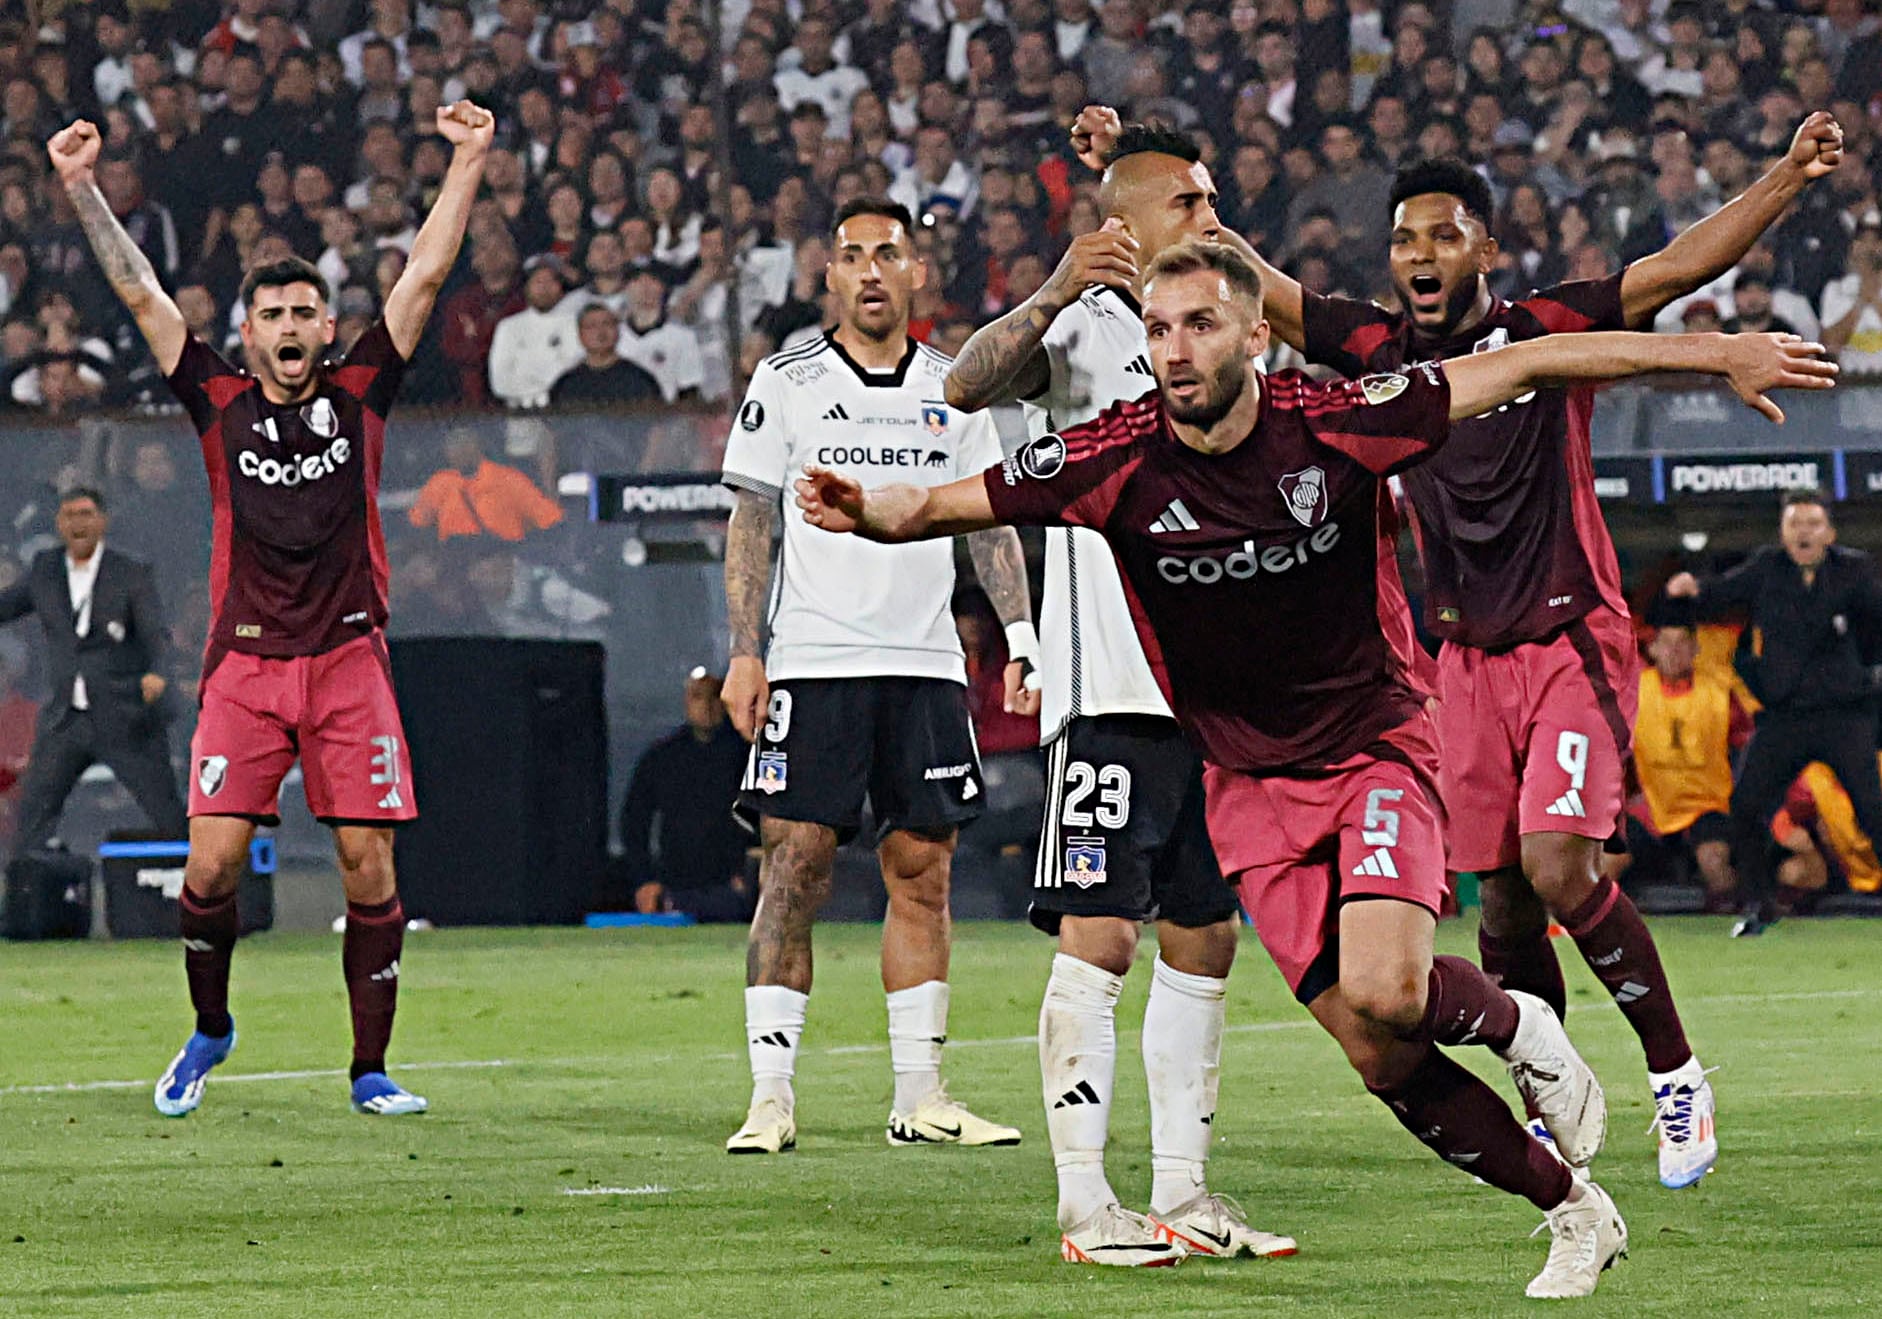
xmin=1407 ymin=272 xmax=1445 ymax=314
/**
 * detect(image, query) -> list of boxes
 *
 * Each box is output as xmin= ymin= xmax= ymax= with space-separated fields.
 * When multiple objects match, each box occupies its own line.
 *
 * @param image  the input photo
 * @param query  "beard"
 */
xmin=1404 ymin=273 xmax=1484 ymax=339
xmin=1161 ymin=353 xmax=1247 ymax=428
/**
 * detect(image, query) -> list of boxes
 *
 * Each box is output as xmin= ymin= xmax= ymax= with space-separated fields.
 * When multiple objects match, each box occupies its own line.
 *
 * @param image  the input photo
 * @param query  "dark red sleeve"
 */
xmin=1302 ymin=360 xmax=1453 ymax=476
xmin=1301 ymin=289 xmax=1401 ymax=376
xmin=983 ymin=422 xmax=1140 ymax=530
xmin=330 ymin=318 xmax=408 ymax=418
xmin=164 ymin=334 xmax=244 ymax=435
xmin=1518 ymin=273 xmax=1626 ymax=336
xmin=1727 ymin=694 xmax=1755 ymax=751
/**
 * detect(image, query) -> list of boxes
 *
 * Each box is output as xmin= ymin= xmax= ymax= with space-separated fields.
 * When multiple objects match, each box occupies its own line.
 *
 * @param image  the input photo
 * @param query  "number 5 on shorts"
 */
xmin=1361 ymin=788 xmax=1403 ymax=847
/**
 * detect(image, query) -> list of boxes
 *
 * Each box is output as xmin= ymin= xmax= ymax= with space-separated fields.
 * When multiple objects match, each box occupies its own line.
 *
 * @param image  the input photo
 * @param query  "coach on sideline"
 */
xmin=1667 ymin=488 xmax=1882 ymax=937
xmin=0 ymin=486 xmax=187 ymax=858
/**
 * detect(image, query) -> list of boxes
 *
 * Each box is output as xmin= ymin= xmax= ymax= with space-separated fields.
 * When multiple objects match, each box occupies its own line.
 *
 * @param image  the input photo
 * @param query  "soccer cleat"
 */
xmin=1525 ymin=1179 xmax=1628 ymax=1299
xmin=154 ymin=1027 xmax=237 ymax=1117
xmin=350 ymin=1072 xmax=429 ymax=1116
xmin=1649 ymin=1061 xmax=1718 ymax=1189
xmin=1526 ymin=1117 xmax=1584 ymax=1177
xmin=726 ymin=1096 xmax=796 ymax=1154
xmin=1730 ymin=905 xmax=1776 ymax=938
xmin=1060 ymin=1204 xmax=1187 ymax=1267
xmin=1500 ymin=990 xmax=1607 ymax=1167
xmin=886 ymin=1086 xmax=1021 ymax=1147
xmin=1147 ymin=1192 xmax=1299 ymax=1259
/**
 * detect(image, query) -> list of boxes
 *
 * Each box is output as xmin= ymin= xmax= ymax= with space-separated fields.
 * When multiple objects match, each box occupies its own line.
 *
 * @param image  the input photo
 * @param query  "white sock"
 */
xmin=1144 ymin=955 xmax=1226 ymax=1215
xmin=745 ymin=985 xmax=808 ymax=1107
xmin=886 ymin=979 xmax=949 ymax=1112
xmin=1041 ymin=952 xmax=1124 ymax=1230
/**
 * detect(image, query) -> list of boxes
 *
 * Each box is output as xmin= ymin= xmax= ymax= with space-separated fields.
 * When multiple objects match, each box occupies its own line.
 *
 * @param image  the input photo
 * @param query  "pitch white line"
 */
xmin=562 ymin=1185 xmax=672 ymax=1196
xmin=0 ymin=1058 xmax=510 ymax=1098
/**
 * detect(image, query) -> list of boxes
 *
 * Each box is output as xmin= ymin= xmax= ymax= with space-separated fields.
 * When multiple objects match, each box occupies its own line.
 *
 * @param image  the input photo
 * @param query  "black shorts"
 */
xmin=734 ymin=676 xmax=985 ymax=844
xmin=1030 ymin=714 xmax=1242 ymax=934
xmin=1621 ymin=810 xmax=1733 ymax=883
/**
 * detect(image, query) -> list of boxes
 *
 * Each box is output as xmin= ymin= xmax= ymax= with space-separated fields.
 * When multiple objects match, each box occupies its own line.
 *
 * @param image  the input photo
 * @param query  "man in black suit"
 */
xmin=0 ymin=487 xmax=186 ymax=855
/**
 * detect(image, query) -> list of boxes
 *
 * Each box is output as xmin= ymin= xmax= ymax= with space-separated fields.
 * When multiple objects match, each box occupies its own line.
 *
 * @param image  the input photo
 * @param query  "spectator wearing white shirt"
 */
xmin=645 ymin=166 xmax=704 ymax=270
xmin=773 ymin=16 xmax=871 ymax=140
xmin=559 ymin=230 xmax=633 ymax=320
xmin=337 ymin=0 xmax=413 ymax=87
xmin=939 ymin=0 xmax=1007 ymax=85
xmin=891 ymin=124 xmax=981 ymax=221
xmin=91 ymin=4 xmax=139 ymax=109
xmin=489 ymin=256 xmax=584 ymax=409
xmin=1823 ymin=213 xmax=1882 ymax=379
xmin=617 ymin=272 xmax=706 ymax=404
xmin=1053 ymin=0 xmax=1097 ymax=62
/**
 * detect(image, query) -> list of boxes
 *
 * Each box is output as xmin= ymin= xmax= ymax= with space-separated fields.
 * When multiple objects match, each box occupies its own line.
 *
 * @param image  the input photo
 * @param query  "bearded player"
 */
xmin=1221 ymin=113 xmax=1844 ymax=1191
xmin=794 ymin=241 xmax=1834 ymax=1295
xmin=48 ymin=102 xmax=495 ymax=1117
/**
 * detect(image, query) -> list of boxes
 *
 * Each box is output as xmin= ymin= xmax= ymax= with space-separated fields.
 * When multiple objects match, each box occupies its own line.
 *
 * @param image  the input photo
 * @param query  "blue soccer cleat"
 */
xmin=154 ymin=1027 xmax=236 ymax=1117
xmin=351 ymin=1072 xmax=429 ymax=1116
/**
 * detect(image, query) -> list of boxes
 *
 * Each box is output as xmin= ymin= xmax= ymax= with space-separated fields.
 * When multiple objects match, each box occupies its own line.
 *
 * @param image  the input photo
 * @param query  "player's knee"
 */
xmin=183 ymin=848 xmax=246 ymax=900
xmin=1694 ymin=842 xmax=1734 ymax=889
xmin=760 ymin=824 xmax=837 ymax=906
xmin=878 ymin=829 xmax=953 ymax=900
xmin=334 ymin=831 xmax=397 ymax=903
xmin=1478 ymin=865 xmax=1549 ymax=937
xmin=1156 ymin=916 xmax=1238 ymax=978
xmin=1341 ymin=964 xmax=1427 ymax=1035
xmin=1059 ymin=915 xmax=1136 ymax=975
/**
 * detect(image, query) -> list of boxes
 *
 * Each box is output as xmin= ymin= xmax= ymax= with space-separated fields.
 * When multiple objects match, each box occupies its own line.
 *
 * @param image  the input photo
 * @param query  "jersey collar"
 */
xmin=824 ymin=330 xmax=918 ymax=387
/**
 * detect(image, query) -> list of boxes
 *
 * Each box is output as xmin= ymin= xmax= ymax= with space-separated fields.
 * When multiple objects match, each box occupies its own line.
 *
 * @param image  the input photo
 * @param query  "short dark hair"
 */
xmin=60 ymin=485 xmax=106 ymax=513
xmin=1143 ymin=240 xmax=1265 ymax=317
xmin=1102 ymin=122 xmax=1202 ymax=168
xmin=240 ymin=256 xmax=329 ymax=309
xmin=832 ymin=195 xmax=915 ymax=237
xmin=1389 ymin=156 xmax=1495 ymax=229
xmin=1782 ymin=487 xmax=1831 ymax=514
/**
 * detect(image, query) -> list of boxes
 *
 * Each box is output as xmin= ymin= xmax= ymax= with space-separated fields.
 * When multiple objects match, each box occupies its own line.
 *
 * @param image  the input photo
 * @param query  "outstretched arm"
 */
xmin=48 ymin=121 xmax=186 ymax=375
xmin=794 ymin=466 xmax=1000 ymax=543
xmin=1445 ymin=331 xmax=1838 ymax=424
xmin=1620 ymin=113 xmax=1842 ymax=327
xmin=384 ymin=101 xmax=495 ymax=359
xmin=1221 ymin=229 xmax=1306 ymax=352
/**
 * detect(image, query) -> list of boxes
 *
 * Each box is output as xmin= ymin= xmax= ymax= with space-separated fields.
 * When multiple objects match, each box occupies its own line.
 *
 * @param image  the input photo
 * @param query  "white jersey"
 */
xmin=723 ymin=332 xmax=1003 ymax=685
xmin=1022 ymin=286 xmax=1174 ymax=737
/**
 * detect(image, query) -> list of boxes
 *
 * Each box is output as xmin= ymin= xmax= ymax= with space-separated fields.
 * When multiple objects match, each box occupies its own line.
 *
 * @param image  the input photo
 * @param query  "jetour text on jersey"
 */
xmin=237 ymin=436 xmax=352 ymax=487
xmin=1155 ymin=521 xmax=1343 ymax=584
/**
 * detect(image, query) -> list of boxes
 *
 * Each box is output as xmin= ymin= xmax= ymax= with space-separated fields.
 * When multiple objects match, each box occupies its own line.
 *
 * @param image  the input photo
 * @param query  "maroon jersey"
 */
xmin=984 ymin=364 xmax=1452 ymax=773
xmin=1302 ymin=277 xmax=1630 ymax=650
xmin=166 ymin=321 xmax=404 ymax=661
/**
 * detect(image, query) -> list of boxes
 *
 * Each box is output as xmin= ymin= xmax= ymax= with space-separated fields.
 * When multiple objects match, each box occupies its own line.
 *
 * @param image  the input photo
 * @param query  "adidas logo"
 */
xmin=750 ymin=1031 xmax=793 ymax=1049
xmin=823 ymin=403 xmax=850 ymax=421
xmin=1148 ymin=498 xmax=1200 ymax=534
xmin=1352 ymin=846 xmax=1398 ymax=879
xmin=182 ymin=937 xmax=215 ymax=953
xmin=1611 ymin=980 xmax=1651 ymax=1005
xmin=1125 ymin=355 xmax=1154 ymax=376
xmin=1544 ymin=789 xmax=1585 ymax=818
xmin=378 ymin=787 xmax=404 ymax=810
xmin=369 ymin=959 xmax=400 ymax=983
xmin=1053 ymin=1080 xmax=1101 ymax=1109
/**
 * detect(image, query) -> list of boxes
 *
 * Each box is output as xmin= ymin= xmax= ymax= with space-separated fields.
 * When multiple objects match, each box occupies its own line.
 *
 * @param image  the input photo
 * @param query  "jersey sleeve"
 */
xmin=721 ymin=362 xmax=789 ymax=499
xmin=1301 ymin=289 xmax=1401 ymax=376
xmin=982 ymin=421 xmax=1138 ymax=529
xmin=164 ymin=334 xmax=243 ymax=435
xmin=952 ymin=407 xmax=1004 ymax=479
xmin=1301 ymin=360 xmax=1453 ymax=476
xmin=333 ymin=318 xmax=408 ymax=418
xmin=1519 ymin=273 xmax=1626 ymax=336
xmin=1024 ymin=297 xmax=1087 ymax=405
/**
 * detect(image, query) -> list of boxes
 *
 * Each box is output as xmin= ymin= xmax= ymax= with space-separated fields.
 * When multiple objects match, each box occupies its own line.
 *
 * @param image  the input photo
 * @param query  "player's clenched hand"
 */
xmin=435 ymin=100 xmax=496 ymax=152
xmin=1003 ymin=662 xmax=1042 ymax=717
xmin=793 ymin=465 xmax=866 ymax=533
xmin=1720 ymin=332 xmax=1837 ymax=424
xmin=723 ymin=656 xmax=769 ymax=743
xmin=1070 ymin=105 xmax=1122 ymax=173
xmin=1040 ymin=219 xmax=1139 ymax=311
xmin=1787 ymin=111 xmax=1843 ymax=182
xmin=46 ymin=120 xmax=102 ymax=184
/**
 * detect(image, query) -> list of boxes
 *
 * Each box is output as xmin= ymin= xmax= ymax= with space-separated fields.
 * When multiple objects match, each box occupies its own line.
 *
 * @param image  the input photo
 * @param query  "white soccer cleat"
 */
xmin=1060 ymin=1204 xmax=1187 ymax=1267
xmin=886 ymin=1086 xmax=1021 ymax=1147
xmin=1500 ymin=991 xmax=1607 ymax=1167
xmin=1649 ymin=1060 xmax=1718 ymax=1190
xmin=1148 ymin=1192 xmax=1299 ymax=1259
xmin=726 ymin=1096 xmax=796 ymax=1154
xmin=1526 ymin=1179 xmax=1628 ymax=1299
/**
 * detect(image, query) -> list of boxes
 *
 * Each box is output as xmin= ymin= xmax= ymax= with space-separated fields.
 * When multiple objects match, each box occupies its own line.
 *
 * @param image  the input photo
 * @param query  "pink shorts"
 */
xmin=1435 ymin=606 xmax=1638 ymax=872
xmin=189 ymin=632 xmax=417 ymax=825
xmin=1204 ymin=713 xmax=1449 ymax=1006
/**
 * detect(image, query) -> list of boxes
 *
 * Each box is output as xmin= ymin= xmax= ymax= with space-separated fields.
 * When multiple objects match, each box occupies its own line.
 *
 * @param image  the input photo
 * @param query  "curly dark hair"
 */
xmin=1389 ymin=157 xmax=1495 ymax=229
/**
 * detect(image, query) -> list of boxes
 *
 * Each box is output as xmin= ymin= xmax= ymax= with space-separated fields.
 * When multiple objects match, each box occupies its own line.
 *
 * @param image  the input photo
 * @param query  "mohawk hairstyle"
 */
xmin=1389 ymin=156 xmax=1496 ymax=230
xmin=1102 ymin=122 xmax=1202 ymax=167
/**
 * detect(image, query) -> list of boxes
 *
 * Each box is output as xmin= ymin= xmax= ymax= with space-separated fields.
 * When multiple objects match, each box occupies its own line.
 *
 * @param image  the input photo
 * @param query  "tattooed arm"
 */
xmin=943 ymin=221 xmax=1142 ymax=411
xmin=967 ymin=526 xmax=1042 ymax=717
xmin=47 ymin=120 xmax=187 ymax=374
xmin=722 ymin=489 xmax=780 ymax=742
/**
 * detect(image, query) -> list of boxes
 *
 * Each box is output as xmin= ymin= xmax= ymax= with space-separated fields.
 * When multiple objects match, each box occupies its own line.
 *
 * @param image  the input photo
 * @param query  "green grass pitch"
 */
xmin=2 ymin=917 xmax=1879 ymax=1317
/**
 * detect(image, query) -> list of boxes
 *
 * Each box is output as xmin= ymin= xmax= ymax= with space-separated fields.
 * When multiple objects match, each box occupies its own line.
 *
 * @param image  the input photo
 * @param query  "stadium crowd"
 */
xmin=3 ymin=0 xmax=1882 ymax=893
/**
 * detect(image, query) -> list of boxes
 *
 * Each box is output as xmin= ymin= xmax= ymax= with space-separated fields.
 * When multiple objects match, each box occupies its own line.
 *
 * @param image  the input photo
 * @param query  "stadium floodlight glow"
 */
xmin=1680 ymin=532 xmax=1709 ymax=553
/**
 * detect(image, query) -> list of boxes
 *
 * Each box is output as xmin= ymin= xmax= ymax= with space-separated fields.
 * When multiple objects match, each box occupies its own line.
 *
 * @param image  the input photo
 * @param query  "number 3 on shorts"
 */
xmin=763 ymin=690 xmax=792 ymax=744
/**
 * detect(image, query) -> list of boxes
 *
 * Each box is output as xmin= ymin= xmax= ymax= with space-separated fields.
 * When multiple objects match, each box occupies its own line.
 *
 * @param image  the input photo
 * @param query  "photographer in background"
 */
xmin=1667 ymin=490 xmax=1882 ymax=936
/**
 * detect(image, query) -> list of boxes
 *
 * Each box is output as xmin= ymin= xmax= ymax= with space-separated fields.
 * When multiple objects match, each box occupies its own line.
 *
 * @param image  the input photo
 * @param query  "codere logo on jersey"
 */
xmin=238 ymin=436 xmax=352 ymax=487
xmin=1156 ymin=522 xmax=1343 ymax=584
